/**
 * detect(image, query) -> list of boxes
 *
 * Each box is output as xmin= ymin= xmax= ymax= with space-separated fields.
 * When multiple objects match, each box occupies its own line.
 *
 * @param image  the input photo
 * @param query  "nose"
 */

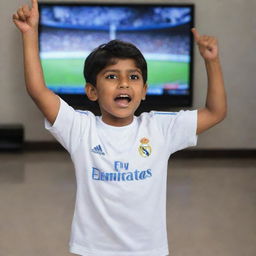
xmin=118 ymin=77 xmax=130 ymax=89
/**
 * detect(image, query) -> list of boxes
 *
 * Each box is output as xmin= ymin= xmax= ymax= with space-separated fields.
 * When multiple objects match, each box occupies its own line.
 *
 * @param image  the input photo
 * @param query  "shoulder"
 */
xmin=46 ymin=97 xmax=96 ymax=131
xmin=136 ymin=111 xmax=179 ymax=132
xmin=137 ymin=109 xmax=197 ymax=130
xmin=138 ymin=110 xmax=177 ymax=117
xmin=74 ymin=109 xmax=94 ymax=118
xmin=59 ymin=98 xmax=96 ymax=118
xmin=138 ymin=110 xmax=179 ymax=122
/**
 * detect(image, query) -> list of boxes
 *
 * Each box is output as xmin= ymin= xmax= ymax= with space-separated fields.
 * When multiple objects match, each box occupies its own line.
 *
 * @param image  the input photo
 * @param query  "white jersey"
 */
xmin=45 ymin=97 xmax=198 ymax=256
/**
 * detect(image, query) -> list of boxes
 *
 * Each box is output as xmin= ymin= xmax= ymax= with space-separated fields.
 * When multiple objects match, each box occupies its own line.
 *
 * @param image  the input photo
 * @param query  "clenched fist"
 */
xmin=12 ymin=0 xmax=39 ymax=33
xmin=191 ymin=28 xmax=219 ymax=61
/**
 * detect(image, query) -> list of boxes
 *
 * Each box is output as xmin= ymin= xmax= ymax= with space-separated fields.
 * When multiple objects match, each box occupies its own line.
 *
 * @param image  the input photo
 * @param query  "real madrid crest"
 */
xmin=138 ymin=137 xmax=152 ymax=157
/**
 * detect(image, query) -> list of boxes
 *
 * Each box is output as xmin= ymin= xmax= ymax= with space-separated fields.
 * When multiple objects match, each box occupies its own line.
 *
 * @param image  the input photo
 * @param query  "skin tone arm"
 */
xmin=191 ymin=28 xmax=227 ymax=135
xmin=13 ymin=0 xmax=60 ymax=125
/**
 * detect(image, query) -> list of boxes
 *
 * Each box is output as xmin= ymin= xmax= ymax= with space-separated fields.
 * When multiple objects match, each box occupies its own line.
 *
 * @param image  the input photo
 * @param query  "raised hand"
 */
xmin=191 ymin=28 xmax=219 ymax=61
xmin=12 ymin=0 xmax=39 ymax=33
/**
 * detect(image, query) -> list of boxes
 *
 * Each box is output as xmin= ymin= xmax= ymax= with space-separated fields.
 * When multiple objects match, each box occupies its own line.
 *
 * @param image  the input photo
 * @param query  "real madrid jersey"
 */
xmin=45 ymin=97 xmax=198 ymax=256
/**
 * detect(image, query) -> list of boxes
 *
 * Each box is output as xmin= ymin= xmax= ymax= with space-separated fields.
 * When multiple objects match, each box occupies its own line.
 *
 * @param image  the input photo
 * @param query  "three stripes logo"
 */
xmin=91 ymin=145 xmax=105 ymax=155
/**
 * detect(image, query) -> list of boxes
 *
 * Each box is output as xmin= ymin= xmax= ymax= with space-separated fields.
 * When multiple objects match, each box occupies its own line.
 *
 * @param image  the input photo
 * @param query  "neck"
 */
xmin=101 ymin=115 xmax=134 ymax=127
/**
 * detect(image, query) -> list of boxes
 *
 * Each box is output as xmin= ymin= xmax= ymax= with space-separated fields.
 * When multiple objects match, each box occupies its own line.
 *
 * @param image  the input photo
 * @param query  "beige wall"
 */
xmin=1 ymin=0 xmax=256 ymax=149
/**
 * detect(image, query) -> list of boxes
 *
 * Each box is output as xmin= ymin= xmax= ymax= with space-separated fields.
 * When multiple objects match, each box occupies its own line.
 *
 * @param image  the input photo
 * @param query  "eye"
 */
xmin=105 ymin=74 xmax=117 ymax=79
xmin=130 ymin=74 xmax=140 ymax=80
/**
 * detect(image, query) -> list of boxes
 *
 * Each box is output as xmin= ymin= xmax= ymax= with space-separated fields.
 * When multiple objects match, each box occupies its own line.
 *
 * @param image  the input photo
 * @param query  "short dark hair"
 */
xmin=83 ymin=40 xmax=147 ymax=86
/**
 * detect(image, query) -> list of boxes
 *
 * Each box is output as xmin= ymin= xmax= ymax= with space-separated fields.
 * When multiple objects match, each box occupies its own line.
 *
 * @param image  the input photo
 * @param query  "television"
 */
xmin=38 ymin=2 xmax=195 ymax=111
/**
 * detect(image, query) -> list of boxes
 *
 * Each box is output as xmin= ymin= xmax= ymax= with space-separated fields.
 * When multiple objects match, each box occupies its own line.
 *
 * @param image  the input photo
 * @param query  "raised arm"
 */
xmin=13 ymin=0 xmax=60 ymax=125
xmin=191 ymin=28 xmax=227 ymax=135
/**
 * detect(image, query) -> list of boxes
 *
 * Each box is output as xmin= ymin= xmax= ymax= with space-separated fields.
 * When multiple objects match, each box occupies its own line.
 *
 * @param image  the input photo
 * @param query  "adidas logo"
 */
xmin=91 ymin=145 xmax=105 ymax=155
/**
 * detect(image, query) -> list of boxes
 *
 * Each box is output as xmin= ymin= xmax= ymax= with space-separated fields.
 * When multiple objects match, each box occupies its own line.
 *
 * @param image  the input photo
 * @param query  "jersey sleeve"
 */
xmin=44 ymin=97 xmax=91 ymax=154
xmin=153 ymin=109 xmax=198 ymax=155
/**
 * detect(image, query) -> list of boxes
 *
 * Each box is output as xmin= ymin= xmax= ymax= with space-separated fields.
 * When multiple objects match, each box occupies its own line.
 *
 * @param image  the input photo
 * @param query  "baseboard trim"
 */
xmin=13 ymin=142 xmax=255 ymax=158
xmin=24 ymin=141 xmax=64 ymax=151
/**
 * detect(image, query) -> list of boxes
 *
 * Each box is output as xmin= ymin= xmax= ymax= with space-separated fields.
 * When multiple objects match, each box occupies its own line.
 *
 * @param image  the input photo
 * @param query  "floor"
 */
xmin=0 ymin=151 xmax=255 ymax=256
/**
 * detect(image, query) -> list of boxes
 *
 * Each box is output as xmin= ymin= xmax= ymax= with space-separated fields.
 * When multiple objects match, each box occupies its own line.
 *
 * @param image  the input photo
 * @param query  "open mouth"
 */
xmin=114 ymin=94 xmax=132 ymax=107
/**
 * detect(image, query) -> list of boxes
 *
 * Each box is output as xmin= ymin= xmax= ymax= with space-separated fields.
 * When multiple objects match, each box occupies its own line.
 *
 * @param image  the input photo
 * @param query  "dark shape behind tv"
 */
xmin=39 ymin=2 xmax=195 ymax=111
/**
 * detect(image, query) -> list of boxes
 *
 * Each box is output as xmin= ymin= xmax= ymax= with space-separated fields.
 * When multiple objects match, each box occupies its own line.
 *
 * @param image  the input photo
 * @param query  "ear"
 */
xmin=85 ymin=83 xmax=98 ymax=101
xmin=142 ymin=83 xmax=148 ymax=100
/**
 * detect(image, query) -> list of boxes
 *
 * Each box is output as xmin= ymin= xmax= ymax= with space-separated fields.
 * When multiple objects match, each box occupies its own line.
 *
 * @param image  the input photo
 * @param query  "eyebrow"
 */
xmin=102 ymin=69 xmax=142 ymax=75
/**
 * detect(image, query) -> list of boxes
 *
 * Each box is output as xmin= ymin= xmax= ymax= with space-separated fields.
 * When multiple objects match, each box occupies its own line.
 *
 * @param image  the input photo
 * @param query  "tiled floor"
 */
xmin=0 ymin=151 xmax=255 ymax=256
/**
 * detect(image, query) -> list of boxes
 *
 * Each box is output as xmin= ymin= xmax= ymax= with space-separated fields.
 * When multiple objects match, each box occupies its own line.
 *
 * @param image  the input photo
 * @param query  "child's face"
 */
xmin=86 ymin=58 xmax=147 ymax=126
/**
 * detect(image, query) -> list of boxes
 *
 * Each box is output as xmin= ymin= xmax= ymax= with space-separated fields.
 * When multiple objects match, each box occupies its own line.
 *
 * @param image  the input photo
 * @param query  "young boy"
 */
xmin=13 ymin=0 xmax=227 ymax=255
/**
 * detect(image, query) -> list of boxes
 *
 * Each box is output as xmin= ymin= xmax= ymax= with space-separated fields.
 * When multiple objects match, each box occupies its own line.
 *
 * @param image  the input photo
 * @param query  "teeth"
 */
xmin=115 ymin=94 xmax=131 ymax=102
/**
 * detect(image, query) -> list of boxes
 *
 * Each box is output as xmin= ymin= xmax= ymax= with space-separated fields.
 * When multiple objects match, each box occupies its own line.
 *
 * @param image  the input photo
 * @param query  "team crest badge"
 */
xmin=138 ymin=138 xmax=152 ymax=157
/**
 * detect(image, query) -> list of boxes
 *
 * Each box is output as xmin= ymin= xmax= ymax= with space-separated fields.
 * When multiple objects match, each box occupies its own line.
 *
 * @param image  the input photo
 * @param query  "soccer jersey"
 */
xmin=45 ymin=97 xmax=198 ymax=256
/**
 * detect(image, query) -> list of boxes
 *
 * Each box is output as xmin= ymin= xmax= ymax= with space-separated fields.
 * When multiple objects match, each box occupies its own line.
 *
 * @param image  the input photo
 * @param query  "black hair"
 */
xmin=83 ymin=40 xmax=147 ymax=86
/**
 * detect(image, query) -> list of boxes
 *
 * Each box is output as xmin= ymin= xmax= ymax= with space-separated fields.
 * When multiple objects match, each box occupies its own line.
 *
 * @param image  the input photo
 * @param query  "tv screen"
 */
xmin=39 ymin=3 xmax=194 ymax=109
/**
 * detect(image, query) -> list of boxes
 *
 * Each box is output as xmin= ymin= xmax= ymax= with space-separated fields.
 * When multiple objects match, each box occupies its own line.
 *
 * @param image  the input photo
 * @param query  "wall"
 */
xmin=1 ymin=0 xmax=256 ymax=149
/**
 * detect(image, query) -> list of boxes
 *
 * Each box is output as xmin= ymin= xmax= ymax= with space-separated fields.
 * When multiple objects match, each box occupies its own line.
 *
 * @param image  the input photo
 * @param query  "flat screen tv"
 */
xmin=38 ymin=2 xmax=195 ymax=110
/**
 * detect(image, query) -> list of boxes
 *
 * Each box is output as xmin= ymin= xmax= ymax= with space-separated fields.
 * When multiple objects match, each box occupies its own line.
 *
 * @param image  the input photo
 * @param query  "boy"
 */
xmin=13 ymin=0 xmax=227 ymax=255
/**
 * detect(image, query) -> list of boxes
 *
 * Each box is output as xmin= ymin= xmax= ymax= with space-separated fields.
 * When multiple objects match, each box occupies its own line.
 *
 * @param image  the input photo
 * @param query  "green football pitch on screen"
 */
xmin=41 ymin=58 xmax=189 ymax=89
